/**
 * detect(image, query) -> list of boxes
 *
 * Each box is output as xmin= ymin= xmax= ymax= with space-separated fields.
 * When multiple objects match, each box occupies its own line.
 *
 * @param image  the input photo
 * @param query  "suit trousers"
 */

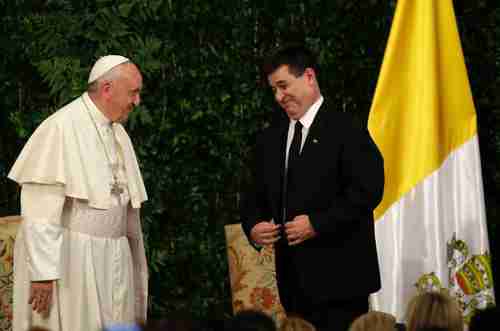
xmin=276 ymin=242 xmax=368 ymax=331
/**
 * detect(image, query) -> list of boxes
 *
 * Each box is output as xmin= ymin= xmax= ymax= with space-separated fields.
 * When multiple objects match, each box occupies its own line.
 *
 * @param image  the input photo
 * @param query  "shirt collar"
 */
xmin=292 ymin=95 xmax=324 ymax=129
xmin=83 ymin=92 xmax=112 ymax=127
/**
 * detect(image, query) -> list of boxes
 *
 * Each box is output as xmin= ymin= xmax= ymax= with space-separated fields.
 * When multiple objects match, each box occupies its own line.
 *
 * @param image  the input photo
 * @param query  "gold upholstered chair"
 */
xmin=0 ymin=215 xmax=21 ymax=331
xmin=224 ymin=223 xmax=286 ymax=325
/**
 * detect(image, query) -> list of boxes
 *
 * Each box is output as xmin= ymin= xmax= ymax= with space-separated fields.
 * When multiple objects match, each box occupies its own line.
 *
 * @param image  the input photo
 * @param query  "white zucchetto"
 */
xmin=88 ymin=55 xmax=130 ymax=83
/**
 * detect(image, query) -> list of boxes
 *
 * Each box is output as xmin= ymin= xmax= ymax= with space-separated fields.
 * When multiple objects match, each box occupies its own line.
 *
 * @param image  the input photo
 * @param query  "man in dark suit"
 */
xmin=241 ymin=45 xmax=385 ymax=331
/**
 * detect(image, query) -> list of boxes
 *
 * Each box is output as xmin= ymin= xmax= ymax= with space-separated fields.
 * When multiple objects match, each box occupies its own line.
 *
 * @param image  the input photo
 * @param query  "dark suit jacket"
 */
xmin=241 ymin=101 xmax=385 ymax=307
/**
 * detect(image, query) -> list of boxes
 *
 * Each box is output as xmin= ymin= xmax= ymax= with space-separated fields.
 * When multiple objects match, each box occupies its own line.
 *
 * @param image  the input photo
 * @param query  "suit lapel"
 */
xmin=266 ymin=104 xmax=330 ymax=212
xmin=299 ymin=102 xmax=328 ymax=160
xmin=275 ymin=121 xmax=288 ymax=185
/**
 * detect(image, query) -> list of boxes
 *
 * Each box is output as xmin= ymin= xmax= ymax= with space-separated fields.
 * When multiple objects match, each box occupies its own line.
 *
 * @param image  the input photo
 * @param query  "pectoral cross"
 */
xmin=109 ymin=164 xmax=123 ymax=195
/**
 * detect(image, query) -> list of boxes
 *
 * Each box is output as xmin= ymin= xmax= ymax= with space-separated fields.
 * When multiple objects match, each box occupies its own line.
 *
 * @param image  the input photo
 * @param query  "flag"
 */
xmin=367 ymin=0 xmax=495 ymax=324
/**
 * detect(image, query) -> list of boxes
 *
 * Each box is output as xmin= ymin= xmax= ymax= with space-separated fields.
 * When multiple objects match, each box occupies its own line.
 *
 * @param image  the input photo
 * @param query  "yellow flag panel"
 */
xmin=368 ymin=0 xmax=477 ymax=220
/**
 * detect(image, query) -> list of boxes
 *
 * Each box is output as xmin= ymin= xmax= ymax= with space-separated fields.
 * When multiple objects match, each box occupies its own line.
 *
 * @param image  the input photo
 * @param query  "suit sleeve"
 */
xmin=309 ymin=121 xmax=384 ymax=236
xmin=239 ymin=135 xmax=273 ymax=246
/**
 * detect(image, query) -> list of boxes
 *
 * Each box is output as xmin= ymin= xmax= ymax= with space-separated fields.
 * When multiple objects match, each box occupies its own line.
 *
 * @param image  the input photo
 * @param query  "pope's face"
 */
xmin=268 ymin=65 xmax=316 ymax=120
xmin=108 ymin=64 xmax=142 ymax=123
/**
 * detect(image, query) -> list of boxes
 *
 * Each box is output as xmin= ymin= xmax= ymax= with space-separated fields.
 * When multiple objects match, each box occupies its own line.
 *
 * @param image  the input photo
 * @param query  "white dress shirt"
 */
xmin=285 ymin=95 xmax=324 ymax=168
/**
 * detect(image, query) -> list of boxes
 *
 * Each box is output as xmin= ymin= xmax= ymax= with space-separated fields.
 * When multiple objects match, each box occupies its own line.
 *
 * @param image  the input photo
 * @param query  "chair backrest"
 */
xmin=0 ymin=215 xmax=21 ymax=331
xmin=224 ymin=223 xmax=286 ymax=325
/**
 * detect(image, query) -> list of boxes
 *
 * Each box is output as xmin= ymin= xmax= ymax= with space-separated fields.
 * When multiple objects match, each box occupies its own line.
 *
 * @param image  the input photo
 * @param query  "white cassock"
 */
xmin=8 ymin=92 xmax=148 ymax=331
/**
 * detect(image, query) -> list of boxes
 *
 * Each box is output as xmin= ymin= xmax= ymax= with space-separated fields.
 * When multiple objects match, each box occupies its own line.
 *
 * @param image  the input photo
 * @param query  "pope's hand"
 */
xmin=29 ymin=280 xmax=53 ymax=318
xmin=250 ymin=220 xmax=281 ymax=246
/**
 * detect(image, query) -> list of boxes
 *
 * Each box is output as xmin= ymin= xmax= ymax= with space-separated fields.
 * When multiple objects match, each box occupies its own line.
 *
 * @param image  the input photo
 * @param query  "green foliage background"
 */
xmin=0 ymin=0 xmax=498 ymax=320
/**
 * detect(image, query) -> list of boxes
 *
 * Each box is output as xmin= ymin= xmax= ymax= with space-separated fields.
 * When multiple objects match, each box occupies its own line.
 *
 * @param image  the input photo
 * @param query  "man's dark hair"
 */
xmin=224 ymin=309 xmax=276 ymax=331
xmin=262 ymin=44 xmax=318 ymax=79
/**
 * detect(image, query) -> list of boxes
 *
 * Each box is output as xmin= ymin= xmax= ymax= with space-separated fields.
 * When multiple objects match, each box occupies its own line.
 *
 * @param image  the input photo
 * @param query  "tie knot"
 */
xmin=295 ymin=121 xmax=303 ymax=130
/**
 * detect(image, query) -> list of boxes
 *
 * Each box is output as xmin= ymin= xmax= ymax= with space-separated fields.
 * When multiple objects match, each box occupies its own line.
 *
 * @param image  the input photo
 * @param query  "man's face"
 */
xmin=108 ymin=64 xmax=143 ymax=123
xmin=268 ymin=65 xmax=315 ymax=120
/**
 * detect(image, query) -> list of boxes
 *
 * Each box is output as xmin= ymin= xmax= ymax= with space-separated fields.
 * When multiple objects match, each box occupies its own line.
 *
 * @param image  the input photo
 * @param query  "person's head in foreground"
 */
xmin=224 ymin=309 xmax=276 ymax=331
xmin=405 ymin=291 xmax=463 ymax=331
xmin=348 ymin=311 xmax=396 ymax=331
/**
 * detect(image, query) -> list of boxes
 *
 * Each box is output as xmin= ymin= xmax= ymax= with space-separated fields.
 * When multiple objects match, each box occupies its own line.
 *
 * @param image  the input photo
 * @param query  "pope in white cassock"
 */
xmin=8 ymin=55 xmax=149 ymax=331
